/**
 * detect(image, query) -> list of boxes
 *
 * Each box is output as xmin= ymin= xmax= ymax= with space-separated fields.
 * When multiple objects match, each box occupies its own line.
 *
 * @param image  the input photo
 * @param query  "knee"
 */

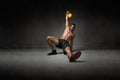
xmin=65 ymin=47 xmax=71 ymax=53
xmin=46 ymin=36 xmax=51 ymax=41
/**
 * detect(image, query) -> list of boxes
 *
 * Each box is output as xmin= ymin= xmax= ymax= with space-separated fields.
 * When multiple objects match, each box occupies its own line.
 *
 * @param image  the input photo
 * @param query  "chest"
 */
xmin=64 ymin=29 xmax=74 ymax=37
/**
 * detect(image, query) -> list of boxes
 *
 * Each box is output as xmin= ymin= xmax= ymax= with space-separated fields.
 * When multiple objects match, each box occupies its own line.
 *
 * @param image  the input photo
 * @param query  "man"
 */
xmin=46 ymin=11 xmax=80 ymax=62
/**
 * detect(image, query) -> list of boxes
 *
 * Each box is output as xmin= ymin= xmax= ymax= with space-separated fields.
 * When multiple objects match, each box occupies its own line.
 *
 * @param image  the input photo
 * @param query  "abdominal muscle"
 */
xmin=61 ymin=28 xmax=74 ymax=41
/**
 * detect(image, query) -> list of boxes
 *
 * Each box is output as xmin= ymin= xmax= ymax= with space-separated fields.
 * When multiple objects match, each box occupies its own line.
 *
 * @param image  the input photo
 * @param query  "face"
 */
xmin=70 ymin=25 xmax=75 ymax=31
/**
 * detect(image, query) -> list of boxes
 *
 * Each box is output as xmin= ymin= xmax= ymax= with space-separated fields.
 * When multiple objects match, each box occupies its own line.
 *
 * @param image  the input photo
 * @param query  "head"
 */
xmin=70 ymin=23 xmax=76 ymax=31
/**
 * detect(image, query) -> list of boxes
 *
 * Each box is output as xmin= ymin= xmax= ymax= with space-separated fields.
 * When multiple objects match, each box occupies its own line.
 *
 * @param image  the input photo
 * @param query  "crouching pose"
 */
xmin=46 ymin=11 xmax=80 ymax=62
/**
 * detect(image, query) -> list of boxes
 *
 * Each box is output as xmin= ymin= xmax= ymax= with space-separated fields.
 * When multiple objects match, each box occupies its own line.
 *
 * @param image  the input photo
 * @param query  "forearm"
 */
xmin=66 ymin=12 xmax=69 ymax=21
xmin=69 ymin=41 xmax=73 ymax=50
xmin=70 ymin=37 xmax=74 ymax=51
xmin=65 ymin=11 xmax=69 ymax=27
xmin=70 ymin=45 xmax=73 ymax=51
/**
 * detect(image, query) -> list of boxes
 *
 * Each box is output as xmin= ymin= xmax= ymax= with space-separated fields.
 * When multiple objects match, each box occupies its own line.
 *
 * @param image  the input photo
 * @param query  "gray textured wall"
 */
xmin=0 ymin=0 xmax=120 ymax=49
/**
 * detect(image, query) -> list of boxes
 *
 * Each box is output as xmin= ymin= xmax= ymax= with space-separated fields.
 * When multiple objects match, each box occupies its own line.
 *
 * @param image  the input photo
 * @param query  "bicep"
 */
xmin=65 ymin=13 xmax=69 ymax=27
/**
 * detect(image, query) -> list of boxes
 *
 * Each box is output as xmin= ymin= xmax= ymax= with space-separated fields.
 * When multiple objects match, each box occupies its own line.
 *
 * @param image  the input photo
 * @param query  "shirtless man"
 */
xmin=46 ymin=11 xmax=80 ymax=62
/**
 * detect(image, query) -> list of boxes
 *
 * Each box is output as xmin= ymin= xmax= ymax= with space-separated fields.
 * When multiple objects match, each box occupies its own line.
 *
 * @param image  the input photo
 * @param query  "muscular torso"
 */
xmin=61 ymin=27 xmax=74 ymax=41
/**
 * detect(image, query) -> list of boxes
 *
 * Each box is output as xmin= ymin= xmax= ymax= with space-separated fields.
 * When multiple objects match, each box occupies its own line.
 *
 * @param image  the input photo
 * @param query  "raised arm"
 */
xmin=65 ymin=11 xmax=70 ymax=28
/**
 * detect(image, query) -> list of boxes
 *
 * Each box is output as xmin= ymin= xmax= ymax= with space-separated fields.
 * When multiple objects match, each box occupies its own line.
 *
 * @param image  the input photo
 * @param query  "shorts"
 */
xmin=56 ymin=39 xmax=69 ymax=50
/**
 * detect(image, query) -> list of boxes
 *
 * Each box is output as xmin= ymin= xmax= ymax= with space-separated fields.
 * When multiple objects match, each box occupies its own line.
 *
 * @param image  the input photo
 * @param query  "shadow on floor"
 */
xmin=70 ymin=60 xmax=86 ymax=63
xmin=57 ymin=48 xmax=84 ymax=54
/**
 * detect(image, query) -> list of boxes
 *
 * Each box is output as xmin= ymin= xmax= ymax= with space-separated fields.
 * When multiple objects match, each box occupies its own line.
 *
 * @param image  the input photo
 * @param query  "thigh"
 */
xmin=48 ymin=36 xmax=59 ymax=45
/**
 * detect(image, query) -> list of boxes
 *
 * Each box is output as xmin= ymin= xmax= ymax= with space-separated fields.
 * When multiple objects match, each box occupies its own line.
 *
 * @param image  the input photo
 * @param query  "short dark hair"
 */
xmin=71 ymin=23 xmax=76 ymax=27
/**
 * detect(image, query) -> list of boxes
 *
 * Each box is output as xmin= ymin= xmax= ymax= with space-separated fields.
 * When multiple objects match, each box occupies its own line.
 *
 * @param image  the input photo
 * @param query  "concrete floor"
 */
xmin=0 ymin=48 xmax=120 ymax=80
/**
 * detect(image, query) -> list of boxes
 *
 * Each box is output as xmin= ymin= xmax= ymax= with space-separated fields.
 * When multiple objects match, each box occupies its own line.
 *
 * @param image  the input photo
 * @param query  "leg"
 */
xmin=64 ymin=47 xmax=73 ymax=59
xmin=46 ymin=36 xmax=59 ymax=55
xmin=65 ymin=46 xmax=81 ymax=62
xmin=46 ymin=35 xmax=59 ymax=50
